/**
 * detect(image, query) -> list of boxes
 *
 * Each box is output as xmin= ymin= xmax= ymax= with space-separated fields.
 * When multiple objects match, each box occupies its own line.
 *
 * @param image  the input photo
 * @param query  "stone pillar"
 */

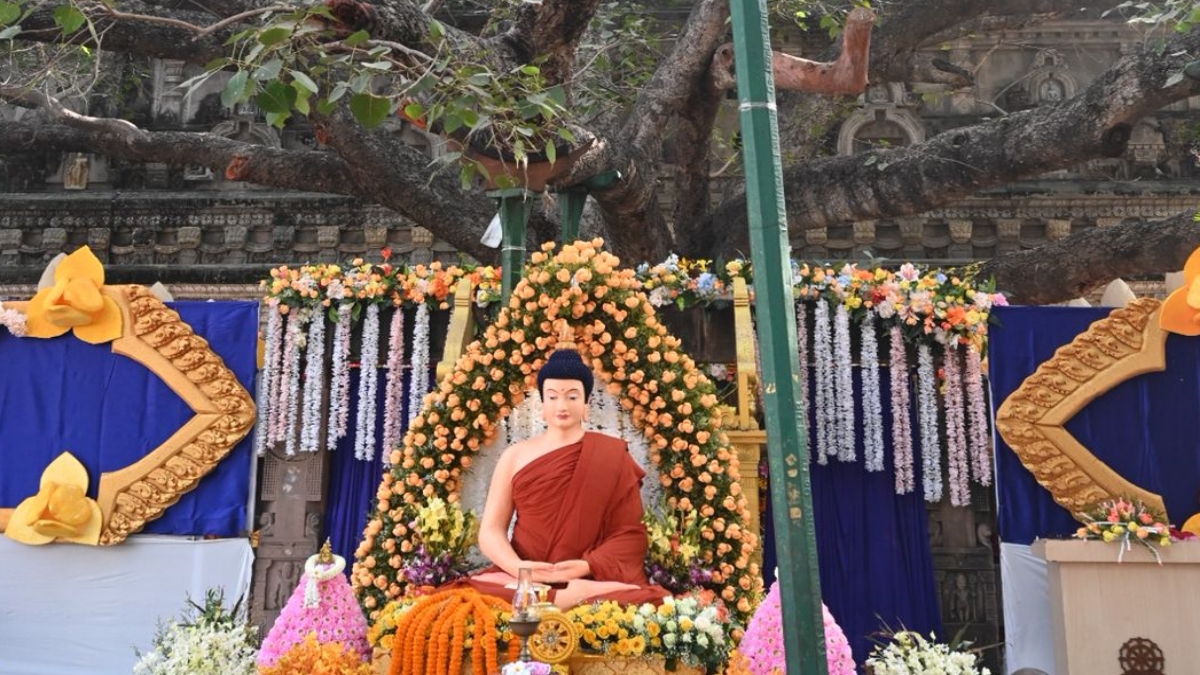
xmin=996 ymin=218 xmax=1023 ymax=255
xmin=1045 ymin=219 xmax=1072 ymax=243
xmin=409 ymin=226 xmax=434 ymax=265
xmin=249 ymin=444 xmax=330 ymax=636
xmin=896 ymin=217 xmax=924 ymax=258
xmin=948 ymin=219 xmax=973 ymax=259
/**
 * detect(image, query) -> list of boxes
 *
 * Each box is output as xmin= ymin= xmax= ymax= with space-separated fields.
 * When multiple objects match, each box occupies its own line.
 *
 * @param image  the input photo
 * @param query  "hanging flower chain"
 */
xmin=889 ymin=327 xmax=915 ymax=494
xmin=327 ymin=304 xmax=353 ymax=450
xmin=407 ymin=303 xmax=431 ymax=425
xmin=917 ymin=344 xmax=942 ymax=502
xmin=281 ymin=311 xmax=305 ymax=456
xmin=860 ymin=313 xmax=885 ymax=472
xmin=300 ymin=308 xmax=327 ymax=453
xmin=965 ymin=346 xmax=992 ymax=486
xmin=943 ymin=343 xmax=970 ymax=506
xmin=833 ymin=304 xmax=856 ymax=463
xmin=355 ymin=304 xmax=381 ymax=461
xmin=795 ymin=303 xmax=810 ymax=462
xmin=813 ymin=301 xmax=834 ymax=464
xmin=382 ymin=308 xmax=407 ymax=463
xmin=254 ymin=308 xmax=283 ymax=457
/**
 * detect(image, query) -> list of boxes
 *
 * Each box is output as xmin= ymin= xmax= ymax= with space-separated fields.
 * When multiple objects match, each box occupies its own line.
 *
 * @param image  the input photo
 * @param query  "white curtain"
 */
xmin=0 ymin=535 xmax=253 ymax=675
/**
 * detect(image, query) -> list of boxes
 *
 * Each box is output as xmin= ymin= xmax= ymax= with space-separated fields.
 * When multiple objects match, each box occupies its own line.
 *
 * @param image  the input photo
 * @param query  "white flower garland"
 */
xmin=382 ymin=308 xmax=407 ymax=465
xmin=355 ymin=304 xmax=381 ymax=461
xmin=407 ymin=303 xmax=431 ymax=424
xmin=281 ymin=311 xmax=305 ymax=456
xmin=300 ymin=308 xmax=327 ymax=453
xmin=302 ymin=552 xmax=347 ymax=609
xmin=889 ymin=327 xmax=915 ymax=494
xmin=812 ymin=301 xmax=834 ymax=464
xmin=795 ymin=302 xmax=810 ymax=462
xmin=833 ymin=305 xmax=856 ymax=462
xmin=966 ymin=345 xmax=993 ymax=486
xmin=916 ymin=344 xmax=943 ymax=502
xmin=860 ymin=313 xmax=885 ymax=472
xmin=253 ymin=308 xmax=282 ymax=456
xmin=326 ymin=304 xmax=353 ymax=450
xmin=943 ymin=343 xmax=970 ymax=506
xmin=0 ymin=305 xmax=27 ymax=336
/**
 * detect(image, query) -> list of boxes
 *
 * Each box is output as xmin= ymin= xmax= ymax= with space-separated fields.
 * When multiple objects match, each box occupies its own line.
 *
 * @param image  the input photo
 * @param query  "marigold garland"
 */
xmin=259 ymin=633 xmax=374 ymax=675
xmin=353 ymin=239 xmax=762 ymax=626
xmin=388 ymin=589 xmax=513 ymax=675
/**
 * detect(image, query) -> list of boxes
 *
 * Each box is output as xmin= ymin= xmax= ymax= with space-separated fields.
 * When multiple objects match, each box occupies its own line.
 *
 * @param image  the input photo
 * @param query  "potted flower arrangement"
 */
xmin=132 ymin=589 xmax=258 ymax=675
xmin=643 ymin=504 xmax=716 ymax=594
xmin=402 ymin=497 xmax=480 ymax=588
xmin=1074 ymin=497 xmax=1172 ymax=563
xmin=864 ymin=629 xmax=990 ymax=675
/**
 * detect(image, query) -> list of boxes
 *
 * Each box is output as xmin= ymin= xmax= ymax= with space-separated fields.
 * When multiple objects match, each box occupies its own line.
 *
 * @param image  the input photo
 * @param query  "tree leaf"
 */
xmin=344 ymin=29 xmax=369 ymax=47
xmin=221 ymin=71 xmax=250 ymax=108
xmin=544 ymin=141 xmax=556 ymax=165
xmin=0 ymin=2 xmax=21 ymax=26
xmin=257 ymin=26 xmax=292 ymax=47
xmin=252 ymin=57 xmax=283 ymax=81
xmin=293 ymin=84 xmax=311 ymax=115
xmin=316 ymin=97 xmax=337 ymax=116
xmin=1164 ymin=71 xmax=1185 ymax=88
xmin=289 ymin=70 xmax=318 ymax=94
xmin=362 ymin=61 xmax=393 ymax=71
xmin=349 ymin=92 xmax=391 ymax=128
xmin=53 ymin=5 xmax=85 ymax=34
xmin=255 ymin=79 xmax=296 ymax=114
xmin=0 ymin=24 xmax=20 ymax=39
xmin=443 ymin=113 xmax=463 ymax=134
xmin=265 ymin=110 xmax=291 ymax=129
xmin=403 ymin=102 xmax=425 ymax=122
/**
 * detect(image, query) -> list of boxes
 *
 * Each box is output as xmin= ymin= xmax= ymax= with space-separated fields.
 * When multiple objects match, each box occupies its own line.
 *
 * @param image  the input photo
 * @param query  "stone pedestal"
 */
xmin=1035 ymin=538 xmax=1200 ymax=675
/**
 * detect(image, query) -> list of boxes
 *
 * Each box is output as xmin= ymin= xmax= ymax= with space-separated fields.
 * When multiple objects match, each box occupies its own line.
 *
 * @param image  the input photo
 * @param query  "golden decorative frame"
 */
xmin=0 ymin=285 xmax=256 ymax=544
xmin=995 ymin=297 xmax=1167 ymax=520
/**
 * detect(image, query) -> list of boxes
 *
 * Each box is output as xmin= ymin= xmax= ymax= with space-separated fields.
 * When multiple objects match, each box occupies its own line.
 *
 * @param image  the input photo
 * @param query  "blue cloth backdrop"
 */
xmin=763 ymin=367 xmax=942 ymax=664
xmin=325 ymin=366 xmax=436 ymax=568
xmin=0 ymin=301 xmax=258 ymax=537
xmin=991 ymin=305 xmax=1200 ymax=544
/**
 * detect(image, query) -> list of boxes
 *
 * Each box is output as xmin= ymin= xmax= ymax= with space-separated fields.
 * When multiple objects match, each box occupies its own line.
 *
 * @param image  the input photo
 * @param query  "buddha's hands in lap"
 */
xmin=533 ymin=559 xmax=590 ymax=584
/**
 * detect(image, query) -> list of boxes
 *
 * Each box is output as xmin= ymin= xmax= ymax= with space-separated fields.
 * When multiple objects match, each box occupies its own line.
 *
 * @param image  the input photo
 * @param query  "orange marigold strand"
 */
xmin=427 ymin=594 xmax=463 ymax=675
xmin=447 ymin=600 xmax=474 ymax=675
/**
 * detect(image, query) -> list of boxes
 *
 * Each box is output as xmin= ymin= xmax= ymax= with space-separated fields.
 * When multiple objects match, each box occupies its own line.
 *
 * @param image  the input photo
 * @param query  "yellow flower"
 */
xmin=24 ymin=246 xmax=122 ymax=344
xmin=5 ymin=452 xmax=102 ymax=545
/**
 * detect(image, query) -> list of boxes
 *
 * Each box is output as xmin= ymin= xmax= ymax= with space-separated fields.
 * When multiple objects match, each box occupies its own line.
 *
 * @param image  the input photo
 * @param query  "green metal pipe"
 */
xmin=727 ymin=0 xmax=828 ymax=673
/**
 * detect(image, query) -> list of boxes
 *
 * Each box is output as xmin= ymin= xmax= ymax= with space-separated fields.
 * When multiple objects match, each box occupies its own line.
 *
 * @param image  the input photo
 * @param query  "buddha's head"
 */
xmin=537 ymin=348 xmax=594 ymax=430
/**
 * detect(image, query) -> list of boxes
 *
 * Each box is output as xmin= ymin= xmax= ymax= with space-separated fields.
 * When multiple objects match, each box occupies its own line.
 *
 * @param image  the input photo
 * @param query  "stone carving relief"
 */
xmin=837 ymin=83 xmax=926 ymax=156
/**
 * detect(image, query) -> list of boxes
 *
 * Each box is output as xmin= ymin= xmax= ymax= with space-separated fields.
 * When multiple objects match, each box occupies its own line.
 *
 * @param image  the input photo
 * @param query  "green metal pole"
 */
xmin=728 ymin=1 xmax=827 ymax=674
xmin=488 ymin=188 xmax=534 ymax=305
xmin=558 ymin=187 xmax=587 ymax=244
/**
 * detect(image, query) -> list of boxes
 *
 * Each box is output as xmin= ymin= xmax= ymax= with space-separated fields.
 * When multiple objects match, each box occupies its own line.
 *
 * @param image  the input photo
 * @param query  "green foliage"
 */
xmin=197 ymin=5 xmax=573 ymax=185
xmin=570 ymin=2 xmax=666 ymax=124
xmin=770 ymin=0 xmax=878 ymax=38
xmin=1106 ymin=0 xmax=1200 ymax=34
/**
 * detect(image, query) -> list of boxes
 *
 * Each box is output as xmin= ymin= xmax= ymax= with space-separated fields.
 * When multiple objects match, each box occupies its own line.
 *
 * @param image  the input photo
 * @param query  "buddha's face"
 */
xmin=540 ymin=378 xmax=589 ymax=431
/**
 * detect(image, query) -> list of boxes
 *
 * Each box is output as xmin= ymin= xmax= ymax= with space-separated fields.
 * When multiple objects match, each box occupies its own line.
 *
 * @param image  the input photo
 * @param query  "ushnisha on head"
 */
xmin=537 ymin=347 xmax=594 ymax=402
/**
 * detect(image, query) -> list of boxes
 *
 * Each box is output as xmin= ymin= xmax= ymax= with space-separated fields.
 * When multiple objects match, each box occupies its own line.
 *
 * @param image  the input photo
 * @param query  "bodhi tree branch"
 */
xmin=973 ymin=210 xmax=1200 ymax=305
xmin=694 ymin=26 xmax=1200 ymax=255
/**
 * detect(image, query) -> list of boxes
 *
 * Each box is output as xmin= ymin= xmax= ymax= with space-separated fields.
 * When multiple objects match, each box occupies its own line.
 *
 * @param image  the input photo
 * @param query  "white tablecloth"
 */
xmin=0 ymin=535 xmax=253 ymax=675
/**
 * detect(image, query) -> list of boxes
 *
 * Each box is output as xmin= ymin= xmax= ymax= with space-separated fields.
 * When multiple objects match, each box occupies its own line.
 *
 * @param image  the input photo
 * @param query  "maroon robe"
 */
xmin=464 ymin=432 xmax=669 ymax=605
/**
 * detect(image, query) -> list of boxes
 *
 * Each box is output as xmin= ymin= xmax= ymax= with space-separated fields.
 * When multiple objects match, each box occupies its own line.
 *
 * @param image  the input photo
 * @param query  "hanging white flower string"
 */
xmin=326 ymin=304 xmax=353 ymax=450
xmin=407 ymin=303 xmax=432 ymax=424
xmin=281 ymin=311 xmax=306 ymax=456
xmin=966 ymin=345 xmax=992 ymax=486
xmin=299 ymin=307 xmax=327 ymax=452
xmin=253 ymin=308 xmax=282 ymax=456
xmin=860 ymin=313 xmax=885 ymax=472
xmin=916 ymin=343 xmax=943 ymax=501
xmin=812 ymin=300 xmax=833 ymax=464
xmin=889 ymin=327 xmax=915 ymax=494
xmin=795 ymin=302 xmax=810 ymax=461
xmin=943 ymin=342 xmax=970 ymax=506
xmin=266 ymin=308 xmax=288 ymax=447
xmin=381 ymin=308 xmax=406 ymax=465
xmin=833 ymin=304 xmax=856 ymax=462
xmin=354 ymin=303 xmax=381 ymax=461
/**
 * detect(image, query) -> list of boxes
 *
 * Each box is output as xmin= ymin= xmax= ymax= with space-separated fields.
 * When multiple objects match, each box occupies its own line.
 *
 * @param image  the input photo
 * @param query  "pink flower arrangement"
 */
xmin=258 ymin=569 xmax=371 ymax=668
xmin=736 ymin=579 xmax=856 ymax=675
